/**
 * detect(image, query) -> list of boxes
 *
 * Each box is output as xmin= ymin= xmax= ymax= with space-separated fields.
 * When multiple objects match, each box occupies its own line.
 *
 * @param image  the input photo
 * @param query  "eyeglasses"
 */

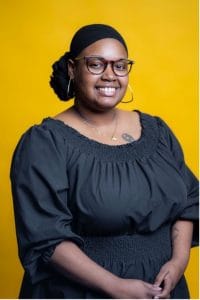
xmin=75 ymin=56 xmax=134 ymax=77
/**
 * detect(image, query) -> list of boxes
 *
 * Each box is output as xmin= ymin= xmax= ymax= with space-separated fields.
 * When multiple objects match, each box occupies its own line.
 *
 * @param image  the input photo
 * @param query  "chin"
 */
xmin=76 ymin=95 xmax=121 ymax=112
xmin=93 ymin=102 xmax=118 ymax=112
xmin=96 ymin=96 xmax=121 ymax=108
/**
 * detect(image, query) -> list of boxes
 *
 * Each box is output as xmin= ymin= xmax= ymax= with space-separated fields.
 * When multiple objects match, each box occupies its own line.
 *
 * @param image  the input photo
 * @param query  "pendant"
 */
xmin=111 ymin=136 xmax=117 ymax=141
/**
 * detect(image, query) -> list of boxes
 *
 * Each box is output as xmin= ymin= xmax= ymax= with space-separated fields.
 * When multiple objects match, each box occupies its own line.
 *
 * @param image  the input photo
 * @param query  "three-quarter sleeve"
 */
xmin=157 ymin=117 xmax=199 ymax=246
xmin=10 ymin=125 xmax=84 ymax=284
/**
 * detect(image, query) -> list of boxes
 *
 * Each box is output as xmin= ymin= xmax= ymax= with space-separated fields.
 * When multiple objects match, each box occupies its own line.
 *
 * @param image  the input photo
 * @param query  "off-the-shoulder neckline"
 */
xmin=43 ymin=110 xmax=148 ymax=149
xmin=42 ymin=111 xmax=159 ymax=161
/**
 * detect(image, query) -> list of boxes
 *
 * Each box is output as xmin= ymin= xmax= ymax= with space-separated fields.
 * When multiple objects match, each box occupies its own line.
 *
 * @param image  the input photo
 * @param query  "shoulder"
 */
xmin=138 ymin=110 xmax=182 ymax=146
xmin=15 ymin=118 xmax=66 ymax=151
xmin=135 ymin=110 xmax=161 ymax=124
xmin=11 ymin=118 xmax=67 ymax=175
xmin=139 ymin=111 xmax=184 ymax=159
xmin=137 ymin=110 xmax=173 ymax=133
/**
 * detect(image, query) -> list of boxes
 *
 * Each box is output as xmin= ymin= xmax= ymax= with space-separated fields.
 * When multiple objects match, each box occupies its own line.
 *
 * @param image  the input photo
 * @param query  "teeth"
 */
xmin=99 ymin=87 xmax=115 ymax=92
xmin=98 ymin=87 xmax=116 ymax=96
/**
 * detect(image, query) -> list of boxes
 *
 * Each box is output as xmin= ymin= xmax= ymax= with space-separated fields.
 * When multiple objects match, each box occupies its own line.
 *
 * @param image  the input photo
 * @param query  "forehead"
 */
xmin=78 ymin=38 xmax=128 ymax=59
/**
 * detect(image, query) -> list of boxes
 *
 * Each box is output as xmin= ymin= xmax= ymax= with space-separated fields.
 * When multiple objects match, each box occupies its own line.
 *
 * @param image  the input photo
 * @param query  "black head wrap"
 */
xmin=50 ymin=24 xmax=128 ymax=101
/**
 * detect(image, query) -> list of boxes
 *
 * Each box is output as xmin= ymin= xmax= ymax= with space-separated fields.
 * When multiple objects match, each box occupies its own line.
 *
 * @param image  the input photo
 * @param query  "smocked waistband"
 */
xmin=82 ymin=225 xmax=172 ymax=263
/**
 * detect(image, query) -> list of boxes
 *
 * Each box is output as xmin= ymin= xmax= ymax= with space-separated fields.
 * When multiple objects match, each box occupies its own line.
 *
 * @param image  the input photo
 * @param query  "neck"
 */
xmin=73 ymin=103 xmax=117 ymax=127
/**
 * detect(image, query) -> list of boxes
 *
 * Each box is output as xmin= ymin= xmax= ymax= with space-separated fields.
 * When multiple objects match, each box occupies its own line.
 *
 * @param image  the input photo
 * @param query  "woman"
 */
xmin=10 ymin=24 xmax=198 ymax=299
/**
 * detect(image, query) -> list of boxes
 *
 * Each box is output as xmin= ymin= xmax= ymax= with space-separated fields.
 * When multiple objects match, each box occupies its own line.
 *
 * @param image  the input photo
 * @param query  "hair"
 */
xmin=50 ymin=24 xmax=128 ymax=101
xmin=50 ymin=52 xmax=74 ymax=100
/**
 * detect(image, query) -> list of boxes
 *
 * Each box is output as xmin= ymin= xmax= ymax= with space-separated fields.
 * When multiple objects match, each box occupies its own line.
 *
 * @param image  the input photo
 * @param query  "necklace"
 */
xmin=74 ymin=106 xmax=118 ymax=141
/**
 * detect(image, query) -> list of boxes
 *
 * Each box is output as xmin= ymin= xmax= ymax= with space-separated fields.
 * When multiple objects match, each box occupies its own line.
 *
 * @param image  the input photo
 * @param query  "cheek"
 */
xmin=75 ymin=73 xmax=97 ymax=94
xmin=122 ymin=76 xmax=129 ymax=86
xmin=119 ymin=78 xmax=129 ymax=93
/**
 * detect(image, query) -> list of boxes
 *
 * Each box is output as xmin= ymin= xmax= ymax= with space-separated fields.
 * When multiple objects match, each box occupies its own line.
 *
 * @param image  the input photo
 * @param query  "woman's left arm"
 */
xmin=154 ymin=220 xmax=193 ymax=298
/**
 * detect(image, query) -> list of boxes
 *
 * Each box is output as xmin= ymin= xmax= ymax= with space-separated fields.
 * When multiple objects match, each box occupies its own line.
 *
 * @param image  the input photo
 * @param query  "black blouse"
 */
xmin=10 ymin=111 xmax=199 ymax=287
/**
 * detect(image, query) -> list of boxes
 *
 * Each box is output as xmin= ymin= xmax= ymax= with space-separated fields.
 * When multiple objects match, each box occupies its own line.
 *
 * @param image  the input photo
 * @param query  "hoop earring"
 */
xmin=121 ymin=84 xmax=134 ymax=103
xmin=67 ymin=78 xmax=72 ymax=97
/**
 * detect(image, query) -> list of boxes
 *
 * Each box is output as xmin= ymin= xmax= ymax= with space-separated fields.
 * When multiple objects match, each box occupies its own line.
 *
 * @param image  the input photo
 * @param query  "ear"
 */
xmin=67 ymin=59 xmax=75 ymax=79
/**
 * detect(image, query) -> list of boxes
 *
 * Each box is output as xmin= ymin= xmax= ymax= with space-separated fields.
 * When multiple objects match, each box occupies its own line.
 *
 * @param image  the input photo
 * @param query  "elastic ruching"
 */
xmin=82 ymin=225 xmax=172 ymax=264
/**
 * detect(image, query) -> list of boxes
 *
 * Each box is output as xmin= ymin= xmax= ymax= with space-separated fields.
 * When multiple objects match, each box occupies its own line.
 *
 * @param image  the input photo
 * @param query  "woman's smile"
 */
xmin=95 ymin=86 xmax=119 ymax=97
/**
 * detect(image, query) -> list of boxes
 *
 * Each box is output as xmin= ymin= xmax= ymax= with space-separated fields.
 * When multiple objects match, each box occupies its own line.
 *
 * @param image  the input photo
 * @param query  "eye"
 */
xmin=114 ymin=61 xmax=128 ymax=71
xmin=87 ymin=59 xmax=104 ymax=69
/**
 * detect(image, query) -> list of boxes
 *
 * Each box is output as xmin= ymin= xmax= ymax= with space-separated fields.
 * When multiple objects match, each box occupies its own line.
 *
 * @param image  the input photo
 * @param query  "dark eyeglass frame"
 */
xmin=74 ymin=56 xmax=134 ymax=77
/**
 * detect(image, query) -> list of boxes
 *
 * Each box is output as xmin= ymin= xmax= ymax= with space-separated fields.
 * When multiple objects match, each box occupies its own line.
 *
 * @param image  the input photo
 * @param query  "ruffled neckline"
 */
xmin=42 ymin=111 xmax=160 ymax=162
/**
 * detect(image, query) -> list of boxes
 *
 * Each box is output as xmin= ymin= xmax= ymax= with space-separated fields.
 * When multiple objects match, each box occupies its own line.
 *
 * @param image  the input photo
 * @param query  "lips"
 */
xmin=96 ymin=87 xmax=119 ymax=97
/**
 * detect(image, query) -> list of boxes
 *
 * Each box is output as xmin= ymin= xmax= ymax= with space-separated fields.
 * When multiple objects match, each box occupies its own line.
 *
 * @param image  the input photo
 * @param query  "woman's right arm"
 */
xmin=50 ymin=240 xmax=162 ymax=299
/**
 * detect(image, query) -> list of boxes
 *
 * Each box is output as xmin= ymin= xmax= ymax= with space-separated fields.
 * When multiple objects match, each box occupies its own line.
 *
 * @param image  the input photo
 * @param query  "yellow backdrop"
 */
xmin=0 ymin=0 xmax=198 ymax=298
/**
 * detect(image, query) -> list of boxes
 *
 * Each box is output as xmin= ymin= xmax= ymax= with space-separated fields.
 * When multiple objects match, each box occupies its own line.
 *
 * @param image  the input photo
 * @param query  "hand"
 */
xmin=153 ymin=259 xmax=185 ymax=298
xmin=111 ymin=278 xmax=162 ymax=299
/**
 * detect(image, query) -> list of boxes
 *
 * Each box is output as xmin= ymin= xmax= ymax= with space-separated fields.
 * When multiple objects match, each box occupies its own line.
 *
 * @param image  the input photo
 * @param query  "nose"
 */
xmin=101 ymin=62 xmax=116 ymax=81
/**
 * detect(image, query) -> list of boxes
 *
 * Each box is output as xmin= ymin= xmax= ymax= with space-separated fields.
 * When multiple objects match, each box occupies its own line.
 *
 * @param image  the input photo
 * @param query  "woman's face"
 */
xmin=69 ymin=38 xmax=129 ymax=112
